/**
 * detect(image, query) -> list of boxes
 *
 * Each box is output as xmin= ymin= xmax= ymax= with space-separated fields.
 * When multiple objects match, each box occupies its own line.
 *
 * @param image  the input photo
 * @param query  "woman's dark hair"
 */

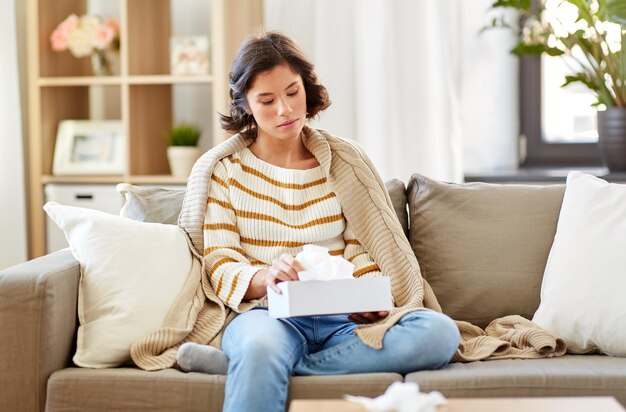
xmin=219 ymin=31 xmax=331 ymax=134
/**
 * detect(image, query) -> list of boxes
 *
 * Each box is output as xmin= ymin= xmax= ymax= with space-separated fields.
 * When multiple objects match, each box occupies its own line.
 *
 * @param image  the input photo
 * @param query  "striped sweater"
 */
xmin=130 ymin=126 xmax=566 ymax=371
xmin=204 ymin=147 xmax=381 ymax=311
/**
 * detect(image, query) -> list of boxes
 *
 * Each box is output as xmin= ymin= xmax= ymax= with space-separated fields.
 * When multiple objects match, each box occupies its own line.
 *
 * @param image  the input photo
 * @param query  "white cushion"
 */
xmin=532 ymin=171 xmax=626 ymax=356
xmin=44 ymin=202 xmax=194 ymax=368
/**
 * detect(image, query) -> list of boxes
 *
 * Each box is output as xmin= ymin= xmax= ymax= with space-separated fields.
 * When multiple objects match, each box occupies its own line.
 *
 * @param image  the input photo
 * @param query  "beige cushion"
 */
xmin=116 ymin=181 xmax=409 ymax=234
xmin=117 ymin=183 xmax=185 ymax=224
xmin=44 ymin=202 xmax=196 ymax=368
xmin=406 ymin=354 xmax=626 ymax=405
xmin=384 ymin=179 xmax=409 ymax=236
xmin=46 ymin=368 xmax=402 ymax=412
xmin=407 ymin=174 xmax=565 ymax=328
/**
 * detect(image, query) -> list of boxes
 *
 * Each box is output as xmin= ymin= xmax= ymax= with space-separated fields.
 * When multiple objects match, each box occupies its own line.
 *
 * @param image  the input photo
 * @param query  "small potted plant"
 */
xmin=164 ymin=123 xmax=202 ymax=178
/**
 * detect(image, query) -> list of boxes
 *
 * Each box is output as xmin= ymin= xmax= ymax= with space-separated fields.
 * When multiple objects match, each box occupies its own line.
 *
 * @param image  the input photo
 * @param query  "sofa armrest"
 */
xmin=0 ymin=249 xmax=79 ymax=412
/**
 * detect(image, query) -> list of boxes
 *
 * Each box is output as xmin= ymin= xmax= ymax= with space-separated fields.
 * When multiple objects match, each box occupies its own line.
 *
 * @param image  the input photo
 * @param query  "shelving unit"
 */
xmin=26 ymin=0 xmax=263 ymax=258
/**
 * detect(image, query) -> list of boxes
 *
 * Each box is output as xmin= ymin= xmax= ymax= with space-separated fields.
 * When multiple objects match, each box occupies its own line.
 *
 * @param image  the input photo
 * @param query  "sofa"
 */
xmin=2 ymin=173 xmax=626 ymax=412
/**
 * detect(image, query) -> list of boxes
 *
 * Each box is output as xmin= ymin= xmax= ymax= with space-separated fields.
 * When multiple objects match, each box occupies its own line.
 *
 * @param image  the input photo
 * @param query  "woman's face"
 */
xmin=245 ymin=63 xmax=307 ymax=142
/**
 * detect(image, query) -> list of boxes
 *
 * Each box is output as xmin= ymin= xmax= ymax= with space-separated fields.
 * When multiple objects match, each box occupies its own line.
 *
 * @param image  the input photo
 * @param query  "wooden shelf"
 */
xmin=127 ymin=175 xmax=189 ymax=185
xmin=42 ymin=175 xmax=125 ymax=184
xmin=39 ymin=77 xmax=123 ymax=87
xmin=39 ymin=75 xmax=214 ymax=87
xmin=127 ymin=75 xmax=214 ymax=85
xmin=42 ymin=175 xmax=189 ymax=185
xmin=26 ymin=0 xmax=263 ymax=258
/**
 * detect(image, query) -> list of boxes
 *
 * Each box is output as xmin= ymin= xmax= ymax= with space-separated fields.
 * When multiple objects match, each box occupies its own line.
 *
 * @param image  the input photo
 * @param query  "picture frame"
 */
xmin=52 ymin=120 xmax=125 ymax=175
xmin=170 ymin=35 xmax=210 ymax=75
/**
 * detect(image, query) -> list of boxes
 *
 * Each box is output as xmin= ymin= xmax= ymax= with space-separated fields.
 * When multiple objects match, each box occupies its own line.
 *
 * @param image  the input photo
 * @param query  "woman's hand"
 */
xmin=266 ymin=253 xmax=304 ymax=294
xmin=244 ymin=254 xmax=304 ymax=299
xmin=348 ymin=311 xmax=389 ymax=324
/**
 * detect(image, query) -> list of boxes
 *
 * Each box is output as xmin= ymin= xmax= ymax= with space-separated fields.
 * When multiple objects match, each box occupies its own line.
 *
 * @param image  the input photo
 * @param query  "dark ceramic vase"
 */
xmin=597 ymin=108 xmax=626 ymax=172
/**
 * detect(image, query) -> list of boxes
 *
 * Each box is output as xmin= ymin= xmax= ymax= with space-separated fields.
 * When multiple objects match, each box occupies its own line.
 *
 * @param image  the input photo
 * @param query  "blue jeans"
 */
xmin=221 ymin=309 xmax=460 ymax=412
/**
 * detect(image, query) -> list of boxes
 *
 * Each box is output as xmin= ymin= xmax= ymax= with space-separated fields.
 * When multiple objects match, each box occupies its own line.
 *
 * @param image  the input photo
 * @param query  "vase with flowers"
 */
xmin=487 ymin=0 xmax=626 ymax=170
xmin=50 ymin=14 xmax=120 ymax=76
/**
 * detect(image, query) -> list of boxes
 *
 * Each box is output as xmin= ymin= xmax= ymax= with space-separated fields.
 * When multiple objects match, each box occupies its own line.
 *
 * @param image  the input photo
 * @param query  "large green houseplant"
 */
xmin=488 ymin=0 xmax=626 ymax=170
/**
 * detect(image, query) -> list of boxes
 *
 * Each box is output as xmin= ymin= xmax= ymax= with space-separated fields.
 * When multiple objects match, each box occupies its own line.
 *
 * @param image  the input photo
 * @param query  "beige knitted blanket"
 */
xmin=130 ymin=126 xmax=566 ymax=371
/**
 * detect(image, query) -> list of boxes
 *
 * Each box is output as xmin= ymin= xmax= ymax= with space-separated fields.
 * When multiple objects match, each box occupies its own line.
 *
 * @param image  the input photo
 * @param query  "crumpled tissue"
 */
xmin=344 ymin=382 xmax=446 ymax=412
xmin=295 ymin=244 xmax=355 ymax=281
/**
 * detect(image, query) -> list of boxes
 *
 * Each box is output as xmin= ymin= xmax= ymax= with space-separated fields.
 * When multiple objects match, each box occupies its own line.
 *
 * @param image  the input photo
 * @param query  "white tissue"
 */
xmin=295 ymin=244 xmax=355 ymax=281
xmin=344 ymin=382 xmax=446 ymax=412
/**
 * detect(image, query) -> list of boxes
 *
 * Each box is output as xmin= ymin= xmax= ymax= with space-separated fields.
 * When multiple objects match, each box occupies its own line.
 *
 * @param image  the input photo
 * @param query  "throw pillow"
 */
xmin=384 ymin=179 xmax=409 ymax=237
xmin=407 ymin=174 xmax=565 ymax=328
xmin=116 ymin=183 xmax=185 ymax=224
xmin=44 ymin=202 xmax=195 ymax=368
xmin=116 ymin=181 xmax=409 ymax=234
xmin=532 ymin=172 xmax=626 ymax=356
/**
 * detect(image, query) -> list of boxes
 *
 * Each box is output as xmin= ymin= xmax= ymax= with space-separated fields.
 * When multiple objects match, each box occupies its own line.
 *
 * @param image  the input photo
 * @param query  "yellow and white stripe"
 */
xmin=203 ymin=146 xmax=381 ymax=311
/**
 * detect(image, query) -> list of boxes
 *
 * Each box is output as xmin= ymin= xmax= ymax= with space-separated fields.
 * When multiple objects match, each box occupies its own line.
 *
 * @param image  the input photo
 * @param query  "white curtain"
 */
xmin=0 ymin=0 xmax=28 ymax=269
xmin=264 ymin=0 xmax=519 ymax=183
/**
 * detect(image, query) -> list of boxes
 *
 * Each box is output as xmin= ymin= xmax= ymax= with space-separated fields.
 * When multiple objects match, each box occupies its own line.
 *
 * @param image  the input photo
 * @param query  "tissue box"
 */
xmin=267 ymin=277 xmax=392 ymax=318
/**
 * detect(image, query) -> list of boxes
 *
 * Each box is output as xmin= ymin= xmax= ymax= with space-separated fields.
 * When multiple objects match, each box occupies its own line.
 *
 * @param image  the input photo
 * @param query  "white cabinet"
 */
xmin=44 ymin=184 xmax=123 ymax=253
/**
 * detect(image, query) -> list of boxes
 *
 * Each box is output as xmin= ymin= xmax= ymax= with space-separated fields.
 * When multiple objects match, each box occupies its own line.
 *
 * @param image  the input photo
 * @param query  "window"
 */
xmin=520 ymin=0 xmax=609 ymax=167
xmin=520 ymin=56 xmax=602 ymax=167
xmin=542 ymin=54 xmax=599 ymax=144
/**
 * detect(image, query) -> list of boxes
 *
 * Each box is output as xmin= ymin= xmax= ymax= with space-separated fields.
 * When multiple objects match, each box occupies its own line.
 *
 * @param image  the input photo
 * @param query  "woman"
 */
xmin=176 ymin=31 xmax=460 ymax=412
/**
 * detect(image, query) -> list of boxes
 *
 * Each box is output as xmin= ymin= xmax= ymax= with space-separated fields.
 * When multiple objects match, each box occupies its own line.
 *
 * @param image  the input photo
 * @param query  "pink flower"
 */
xmin=50 ymin=29 xmax=68 ymax=51
xmin=105 ymin=18 xmax=120 ymax=34
xmin=50 ymin=14 xmax=78 ymax=51
xmin=92 ymin=25 xmax=115 ymax=50
xmin=58 ymin=14 xmax=79 ymax=33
